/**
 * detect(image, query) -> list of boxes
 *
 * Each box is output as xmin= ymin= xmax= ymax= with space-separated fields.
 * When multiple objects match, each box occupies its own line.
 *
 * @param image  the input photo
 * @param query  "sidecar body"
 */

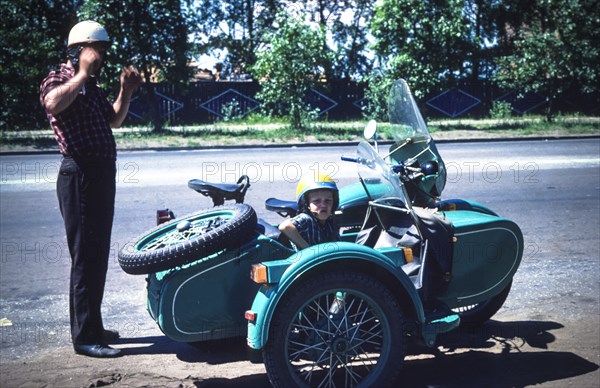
xmin=145 ymin=221 xmax=294 ymax=342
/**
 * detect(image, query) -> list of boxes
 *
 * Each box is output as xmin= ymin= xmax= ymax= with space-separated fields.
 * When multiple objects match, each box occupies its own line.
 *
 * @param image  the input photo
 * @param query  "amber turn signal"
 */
xmin=250 ymin=263 xmax=268 ymax=284
xmin=403 ymin=247 xmax=413 ymax=263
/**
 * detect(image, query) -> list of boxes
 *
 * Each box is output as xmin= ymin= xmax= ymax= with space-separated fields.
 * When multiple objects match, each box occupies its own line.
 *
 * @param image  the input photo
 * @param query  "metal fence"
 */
xmin=126 ymin=79 xmax=599 ymax=126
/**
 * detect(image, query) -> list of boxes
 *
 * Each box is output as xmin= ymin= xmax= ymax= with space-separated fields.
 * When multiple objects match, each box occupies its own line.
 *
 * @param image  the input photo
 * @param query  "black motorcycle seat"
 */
xmin=188 ymin=175 xmax=251 ymax=206
xmin=265 ymin=197 xmax=298 ymax=217
xmin=188 ymin=179 xmax=243 ymax=196
xmin=256 ymin=218 xmax=281 ymax=240
xmin=256 ymin=218 xmax=292 ymax=248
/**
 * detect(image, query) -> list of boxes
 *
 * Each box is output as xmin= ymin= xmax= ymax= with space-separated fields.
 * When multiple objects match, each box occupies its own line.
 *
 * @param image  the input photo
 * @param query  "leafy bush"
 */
xmin=489 ymin=101 xmax=513 ymax=120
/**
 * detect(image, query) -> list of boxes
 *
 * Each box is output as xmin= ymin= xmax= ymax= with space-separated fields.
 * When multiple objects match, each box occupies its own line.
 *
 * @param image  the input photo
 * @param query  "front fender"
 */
xmin=246 ymin=241 xmax=424 ymax=350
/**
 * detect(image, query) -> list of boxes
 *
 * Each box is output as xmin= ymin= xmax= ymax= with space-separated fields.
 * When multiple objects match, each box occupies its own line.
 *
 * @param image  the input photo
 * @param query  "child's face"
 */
xmin=307 ymin=189 xmax=334 ymax=223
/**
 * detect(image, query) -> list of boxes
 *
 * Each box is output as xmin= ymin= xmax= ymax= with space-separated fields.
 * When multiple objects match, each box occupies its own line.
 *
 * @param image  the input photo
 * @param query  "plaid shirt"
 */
xmin=40 ymin=64 xmax=116 ymax=160
xmin=290 ymin=212 xmax=339 ymax=247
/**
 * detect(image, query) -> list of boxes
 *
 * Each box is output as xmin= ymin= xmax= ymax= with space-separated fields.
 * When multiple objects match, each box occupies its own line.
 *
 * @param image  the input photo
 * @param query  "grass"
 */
xmin=1 ymin=116 xmax=598 ymax=153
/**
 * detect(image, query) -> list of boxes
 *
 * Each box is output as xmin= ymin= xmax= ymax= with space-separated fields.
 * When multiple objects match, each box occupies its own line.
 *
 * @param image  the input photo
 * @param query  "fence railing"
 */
xmin=125 ymin=79 xmax=599 ymax=126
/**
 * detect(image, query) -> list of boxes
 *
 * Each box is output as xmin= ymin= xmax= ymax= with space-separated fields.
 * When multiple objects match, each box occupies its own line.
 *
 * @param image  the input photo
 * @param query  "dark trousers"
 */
xmin=57 ymin=156 xmax=116 ymax=345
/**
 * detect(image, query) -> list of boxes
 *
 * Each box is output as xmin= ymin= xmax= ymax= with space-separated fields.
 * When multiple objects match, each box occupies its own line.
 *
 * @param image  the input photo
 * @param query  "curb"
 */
xmin=0 ymin=134 xmax=598 ymax=156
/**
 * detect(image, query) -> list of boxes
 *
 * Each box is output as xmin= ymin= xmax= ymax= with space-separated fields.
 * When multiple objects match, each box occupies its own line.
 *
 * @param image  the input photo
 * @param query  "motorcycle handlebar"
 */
xmin=341 ymin=156 xmax=359 ymax=163
xmin=391 ymin=164 xmax=404 ymax=173
xmin=342 ymin=157 xmax=417 ymax=174
xmin=341 ymin=155 xmax=424 ymax=183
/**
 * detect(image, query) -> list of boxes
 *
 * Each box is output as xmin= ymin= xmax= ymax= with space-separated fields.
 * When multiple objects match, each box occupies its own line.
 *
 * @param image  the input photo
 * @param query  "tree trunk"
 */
xmin=143 ymin=82 xmax=163 ymax=133
xmin=545 ymin=96 xmax=554 ymax=122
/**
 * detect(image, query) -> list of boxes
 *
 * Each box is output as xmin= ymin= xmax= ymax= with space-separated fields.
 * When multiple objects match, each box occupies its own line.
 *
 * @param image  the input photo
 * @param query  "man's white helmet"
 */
xmin=67 ymin=20 xmax=109 ymax=47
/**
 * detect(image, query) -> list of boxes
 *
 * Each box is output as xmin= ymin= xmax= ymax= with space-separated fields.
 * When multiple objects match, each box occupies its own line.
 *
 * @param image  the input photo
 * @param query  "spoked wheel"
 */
xmin=452 ymin=280 xmax=513 ymax=325
xmin=118 ymin=204 xmax=257 ymax=275
xmin=264 ymin=270 xmax=407 ymax=388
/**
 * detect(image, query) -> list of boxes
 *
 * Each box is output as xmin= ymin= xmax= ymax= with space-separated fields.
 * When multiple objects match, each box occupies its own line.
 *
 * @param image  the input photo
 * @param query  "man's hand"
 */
xmin=111 ymin=65 xmax=143 ymax=128
xmin=78 ymin=46 xmax=104 ymax=77
xmin=44 ymin=45 xmax=104 ymax=115
xmin=120 ymin=66 xmax=143 ymax=95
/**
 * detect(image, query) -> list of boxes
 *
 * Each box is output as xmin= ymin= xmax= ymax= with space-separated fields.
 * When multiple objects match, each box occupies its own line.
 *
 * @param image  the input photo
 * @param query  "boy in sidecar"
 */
xmin=278 ymin=173 xmax=339 ymax=250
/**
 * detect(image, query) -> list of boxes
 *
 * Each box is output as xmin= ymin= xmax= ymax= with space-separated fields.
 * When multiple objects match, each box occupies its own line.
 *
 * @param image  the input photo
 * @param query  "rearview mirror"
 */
xmin=363 ymin=120 xmax=378 ymax=152
xmin=363 ymin=120 xmax=377 ymax=140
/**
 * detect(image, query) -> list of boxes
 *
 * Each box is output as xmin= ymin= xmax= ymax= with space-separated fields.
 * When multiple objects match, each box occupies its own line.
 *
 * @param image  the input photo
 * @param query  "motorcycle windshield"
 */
xmin=387 ymin=79 xmax=446 ymax=199
xmin=388 ymin=79 xmax=430 ymax=143
xmin=356 ymin=141 xmax=405 ymax=204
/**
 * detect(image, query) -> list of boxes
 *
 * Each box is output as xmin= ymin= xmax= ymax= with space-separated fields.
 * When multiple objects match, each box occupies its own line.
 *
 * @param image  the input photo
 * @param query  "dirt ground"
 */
xmin=1 ymin=311 xmax=598 ymax=388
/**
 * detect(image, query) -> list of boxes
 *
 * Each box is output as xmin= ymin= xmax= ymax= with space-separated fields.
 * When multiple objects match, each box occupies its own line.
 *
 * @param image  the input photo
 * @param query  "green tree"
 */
xmin=281 ymin=0 xmax=376 ymax=79
xmin=366 ymin=0 xmax=470 ymax=119
xmin=494 ymin=0 xmax=600 ymax=120
xmin=369 ymin=0 xmax=470 ymax=95
xmin=463 ymin=0 xmax=500 ymax=81
xmin=79 ymin=0 xmax=192 ymax=131
xmin=0 ymin=0 xmax=79 ymax=131
xmin=190 ymin=0 xmax=279 ymax=79
xmin=191 ymin=0 xmax=376 ymax=81
xmin=252 ymin=14 xmax=333 ymax=129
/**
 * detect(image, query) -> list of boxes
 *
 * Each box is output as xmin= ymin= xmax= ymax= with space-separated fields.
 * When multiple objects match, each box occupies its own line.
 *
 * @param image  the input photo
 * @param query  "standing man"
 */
xmin=40 ymin=20 xmax=142 ymax=358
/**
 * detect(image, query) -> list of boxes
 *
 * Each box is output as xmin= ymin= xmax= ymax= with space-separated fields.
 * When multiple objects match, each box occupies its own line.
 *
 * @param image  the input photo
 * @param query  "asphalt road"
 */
xmin=1 ymin=138 xmax=599 ymax=386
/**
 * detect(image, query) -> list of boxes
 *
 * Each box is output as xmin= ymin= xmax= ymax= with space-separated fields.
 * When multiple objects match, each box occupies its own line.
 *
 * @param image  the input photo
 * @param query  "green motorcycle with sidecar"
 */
xmin=118 ymin=79 xmax=523 ymax=387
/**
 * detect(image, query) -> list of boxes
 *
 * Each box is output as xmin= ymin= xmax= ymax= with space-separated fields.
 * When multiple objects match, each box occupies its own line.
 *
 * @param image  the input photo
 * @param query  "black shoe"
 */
xmin=74 ymin=344 xmax=122 ymax=358
xmin=103 ymin=328 xmax=120 ymax=342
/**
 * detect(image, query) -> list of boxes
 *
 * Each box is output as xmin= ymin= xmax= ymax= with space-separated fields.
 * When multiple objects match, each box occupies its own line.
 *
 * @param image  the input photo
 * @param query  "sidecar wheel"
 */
xmin=453 ymin=280 xmax=513 ymax=325
xmin=263 ymin=270 xmax=407 ymax=388
xmin=118 ymin=204 xmax=257 ymax=275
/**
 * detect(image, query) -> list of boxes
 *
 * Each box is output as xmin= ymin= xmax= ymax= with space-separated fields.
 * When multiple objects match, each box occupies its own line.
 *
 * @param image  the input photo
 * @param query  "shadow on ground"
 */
xmin=108 ymin=319 xmax=598 ymax=387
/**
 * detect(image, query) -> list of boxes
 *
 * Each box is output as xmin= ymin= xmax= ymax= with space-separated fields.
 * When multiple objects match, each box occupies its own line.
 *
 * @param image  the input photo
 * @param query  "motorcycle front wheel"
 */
xmin=118 ymin=204 xmax=257 ymax=275
xmin=263 ymin=270 xmax=407 ymax=388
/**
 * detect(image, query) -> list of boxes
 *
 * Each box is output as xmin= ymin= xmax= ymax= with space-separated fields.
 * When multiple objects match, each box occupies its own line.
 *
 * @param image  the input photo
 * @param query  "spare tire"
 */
xmin=118 ymin=204 xmax=257 ymax=275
